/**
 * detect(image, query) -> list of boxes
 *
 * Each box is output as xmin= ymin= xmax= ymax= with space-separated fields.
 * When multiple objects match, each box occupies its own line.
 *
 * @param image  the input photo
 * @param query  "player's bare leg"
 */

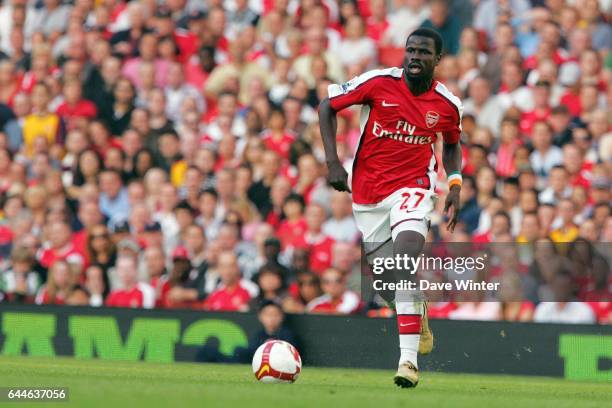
xmin=392 ymin=230 xmax=429 ymax=388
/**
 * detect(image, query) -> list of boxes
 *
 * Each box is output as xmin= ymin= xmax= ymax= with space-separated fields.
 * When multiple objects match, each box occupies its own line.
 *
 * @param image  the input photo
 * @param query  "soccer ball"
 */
xmin=252 ymin=340 xmax=302 ymax=383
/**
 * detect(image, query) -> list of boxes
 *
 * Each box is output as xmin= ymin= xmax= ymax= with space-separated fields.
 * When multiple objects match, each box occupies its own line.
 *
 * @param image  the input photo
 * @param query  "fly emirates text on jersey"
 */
xmin=372 ymin=120 xmax=433 ymax=144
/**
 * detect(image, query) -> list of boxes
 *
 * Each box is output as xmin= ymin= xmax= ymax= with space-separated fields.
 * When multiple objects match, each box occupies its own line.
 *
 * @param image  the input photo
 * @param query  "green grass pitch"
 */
xmin=0 ymin=356 xmax=609 ymax=408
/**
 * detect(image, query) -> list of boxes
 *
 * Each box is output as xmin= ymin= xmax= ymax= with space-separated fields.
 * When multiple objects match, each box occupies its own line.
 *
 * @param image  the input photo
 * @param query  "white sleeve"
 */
xmin=139 ymin=283 xmax=156 ymax=309
xmin=533 ymin=302 xmax=551 ymax=323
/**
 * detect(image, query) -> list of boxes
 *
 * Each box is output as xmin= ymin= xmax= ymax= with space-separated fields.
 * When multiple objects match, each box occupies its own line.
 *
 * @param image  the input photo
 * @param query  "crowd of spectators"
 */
xmin=0 ymin=0 xmax=609 ymax=325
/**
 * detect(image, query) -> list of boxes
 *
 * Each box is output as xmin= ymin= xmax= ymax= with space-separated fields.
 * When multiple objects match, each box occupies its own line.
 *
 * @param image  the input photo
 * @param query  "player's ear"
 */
xmin=435 ymin=54 xmax=442 ymax=65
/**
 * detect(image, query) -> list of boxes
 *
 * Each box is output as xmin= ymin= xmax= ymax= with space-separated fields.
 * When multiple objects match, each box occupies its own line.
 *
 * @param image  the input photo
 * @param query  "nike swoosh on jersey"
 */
xmin=382 ymin=101 xmax=399 ymax=107
xmin=400 ymin=322 xmax=417 ymax=326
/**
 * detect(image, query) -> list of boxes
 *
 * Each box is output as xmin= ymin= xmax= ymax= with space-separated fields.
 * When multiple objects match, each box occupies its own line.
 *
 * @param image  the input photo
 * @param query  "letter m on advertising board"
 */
xmin=69 ymin=316 xmax=180 ymax=363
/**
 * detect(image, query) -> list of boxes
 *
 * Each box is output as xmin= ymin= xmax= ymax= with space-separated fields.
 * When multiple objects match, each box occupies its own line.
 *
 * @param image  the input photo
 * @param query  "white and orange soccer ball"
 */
xmin=252 ymin=340 xmax=302 ymax=383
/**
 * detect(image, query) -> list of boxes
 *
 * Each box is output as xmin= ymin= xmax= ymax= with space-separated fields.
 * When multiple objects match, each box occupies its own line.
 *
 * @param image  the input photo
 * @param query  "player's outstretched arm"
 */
xmin=319 ymin=97 xmax=351 ymax=193
xmin=442 ymin=141 xmax=462 ymax=232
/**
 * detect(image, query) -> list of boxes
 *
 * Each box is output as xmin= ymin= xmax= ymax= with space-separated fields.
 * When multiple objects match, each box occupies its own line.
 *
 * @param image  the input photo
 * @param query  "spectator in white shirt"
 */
xmin=164 ymin=62 xmax=204 ymax=122
xmin=534 ymin=269 xmax=596 ymax=324
xmin=307 ymin=4 xmax=342 ymax=52
xmin=323 ymin=190 xmax=359 ymax=243
xmin=463 ymin=77 xmax=504 ymax=136
xmin=153 ymin=182 xmax=181 ymax=252
xmin=539 ymin=166 xmax=572 ymax=206
xmin=496 ymin=61 xmax=534 ymax=112
xmin=338 ymin=15 xmax=377 ymax=71
xmin=383 ymin=0 xmax=430 ymax=47
xmin=293 ymin=27 xmax=345 ymax=87
xmin=529 ymin=121 xmax=563 ymax=188
xmin=457 ymin=49 xmax=480 ymax=93
xmin=473 ymin=0 xmax=530 ymax=41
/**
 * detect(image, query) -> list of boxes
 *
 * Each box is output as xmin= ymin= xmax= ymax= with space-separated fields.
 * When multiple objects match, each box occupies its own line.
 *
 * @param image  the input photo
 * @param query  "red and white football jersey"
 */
xmin=293 ymin=233 xmax=335 ymax=275
xmin=328 ymin=67 xmax=463 ymax=204
xmin=306 ymin=290 xmax=362 ymax=314
xmin=38 ymin=244 xmax=85 ymax=270
xmin=105 ymin=283 xmax=156 ymax=309
xmin=204 ymin=284 xmax=252 ymax=312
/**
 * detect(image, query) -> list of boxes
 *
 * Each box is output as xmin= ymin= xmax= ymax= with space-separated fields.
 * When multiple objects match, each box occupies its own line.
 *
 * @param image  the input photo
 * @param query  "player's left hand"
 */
xmin=444 ymin=185 xmax=461 ymax=233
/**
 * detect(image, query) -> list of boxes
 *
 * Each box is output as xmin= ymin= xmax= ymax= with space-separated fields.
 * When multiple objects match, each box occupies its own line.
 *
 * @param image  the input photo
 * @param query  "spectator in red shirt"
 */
xmin=366 ymin=0 xmax=389 ymax=43
xmin=265 ymin=176 xmax=292 ymax=229
xmin=158 ymin=246 xmax=206 ymax=309
xmin=185 ymin=45 xmax=216 ymax=90
xmin=295 ymin=203 xmax=335 ymax=275
xmin=204 ymin=251 xmax=253 ymax=312
xmin=143 ymin=245 xmax=167 ymax=290
xmin=562 ymin=143 xmax=592 ymax=189
xmin=55 ymin=78 xmax=98 ymax=131
xmin=463 ymin=144 xmax=489 ymax=177
xmin=582 ymin=255 xmax=611 ymax=323
xmin=38 ymin=220 xmax=85 ymax=270
xmin=495 ymin=117 xmax=522 ymax=177
xmin=276 ymin=193 xmax=307 ymax=249
xmin=73 ymin=201 xmax=104 ymax=255
xmin=35 ymin=260 xmax=75 ymax=305
xmin=105 ymin=255 xmax=155 ymax=309
xmin=88 ymin=120 xmax=120 ymax=158
xmin=0 ymin=61 xmax=22 ymax=108
xmin=473 ymin=211 xmax=513 ymax=244
xmin=261 ymin=108 xmax=296 ymax=161
xmin=283 ymin=271 xmax=322 ymax=313
xmin=577 ymin=84 xmax=599 ymax=122
xmin=427 ymin=301 xmax=458 ymax=319
xmin=523 ymin=21 xmax=567 ymax=70
xmin=294 ymin=153 xmax=326 ymax=205
xmin=420 ymin=272 xmax=457 ymax=319
xmin=520 ymin=81 xmax=552 ymax=137
xmin=306 ymin=267 xmax=361 ymax=314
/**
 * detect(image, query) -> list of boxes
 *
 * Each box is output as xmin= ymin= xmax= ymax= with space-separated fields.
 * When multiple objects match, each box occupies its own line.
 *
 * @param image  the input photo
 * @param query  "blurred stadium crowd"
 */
xmin=0 ymin=0 xmax=609 ymax=324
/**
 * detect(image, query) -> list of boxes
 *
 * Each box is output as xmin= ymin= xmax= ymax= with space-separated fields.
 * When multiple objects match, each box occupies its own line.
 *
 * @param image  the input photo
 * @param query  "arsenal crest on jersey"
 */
xmin=425 ymin=111 xmax=439 ymax=128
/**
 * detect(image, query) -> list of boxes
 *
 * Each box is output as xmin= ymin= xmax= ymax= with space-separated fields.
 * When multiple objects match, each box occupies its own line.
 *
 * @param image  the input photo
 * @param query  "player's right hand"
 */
xmin=327 ymin=161 xmax=352 ymax=193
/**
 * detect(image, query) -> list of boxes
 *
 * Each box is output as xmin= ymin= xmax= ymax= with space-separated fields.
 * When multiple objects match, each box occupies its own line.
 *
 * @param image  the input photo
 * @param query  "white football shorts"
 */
xmin=352 ymin=187 xmax=437 ymax=253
